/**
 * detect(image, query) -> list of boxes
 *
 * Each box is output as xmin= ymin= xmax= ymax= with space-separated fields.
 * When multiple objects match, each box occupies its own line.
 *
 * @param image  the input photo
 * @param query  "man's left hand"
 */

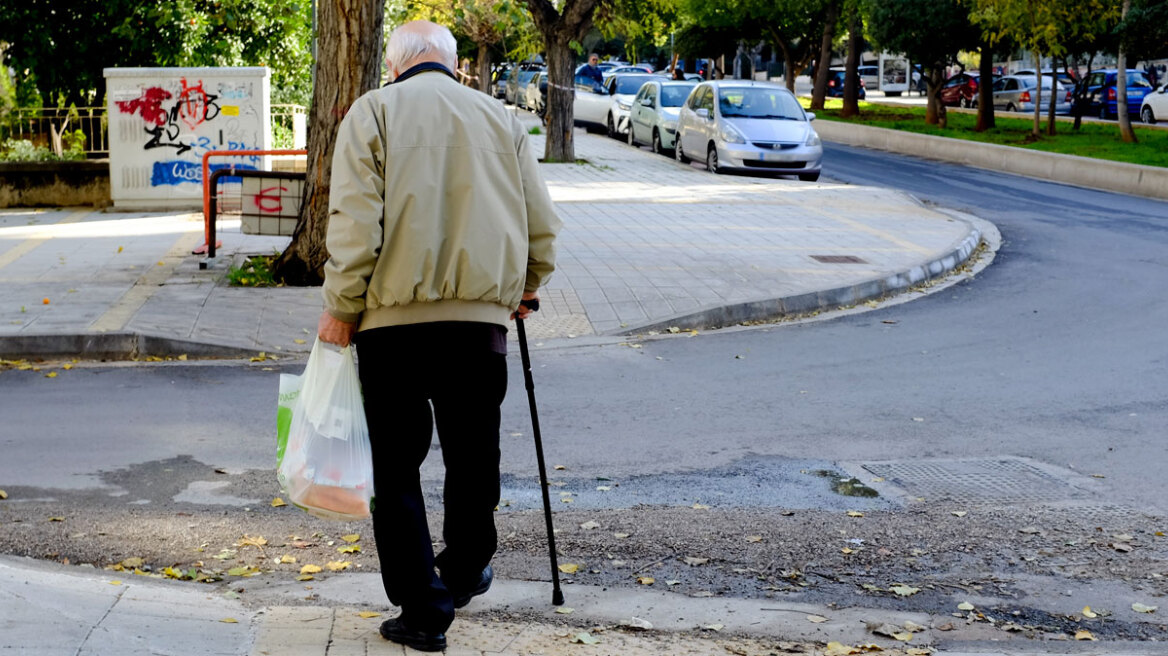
xmin=318 ymin=311 xmax=357 ymax=347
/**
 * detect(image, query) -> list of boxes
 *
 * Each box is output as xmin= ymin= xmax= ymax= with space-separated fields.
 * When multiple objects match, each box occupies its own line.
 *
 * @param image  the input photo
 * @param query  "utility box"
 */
xmin=105 ymin=67 xmax=270 ymax=210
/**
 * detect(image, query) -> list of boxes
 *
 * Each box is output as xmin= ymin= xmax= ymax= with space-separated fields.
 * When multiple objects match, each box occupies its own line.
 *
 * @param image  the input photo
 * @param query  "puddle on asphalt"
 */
xmin=807 ymin=469 xmax=880 ymax=498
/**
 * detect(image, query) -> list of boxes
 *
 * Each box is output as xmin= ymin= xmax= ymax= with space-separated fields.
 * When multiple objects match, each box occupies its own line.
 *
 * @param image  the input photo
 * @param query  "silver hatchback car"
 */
xmin=992 ymin=75 xmax=1071 ymax=113
xmin=675 ymin=81 xmax=823 ymax=180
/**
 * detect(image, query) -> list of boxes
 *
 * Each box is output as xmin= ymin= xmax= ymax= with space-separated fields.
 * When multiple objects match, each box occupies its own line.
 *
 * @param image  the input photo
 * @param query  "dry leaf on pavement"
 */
xmin=220 ymin=618 xmax=238 ymax=624
xmin=327 ymin=561 xmax=351 ymax=571
xmin=692 ymin=503 xmax=711 ymax=510
xmin=271 ymin=498 xmax=287 ymax=507
xmin=570 ymin=632 xmax=601 ymax=645
xmin=746 ymin=535 xmax=763 ymax=543
xmin=1082 ymin=606 xmax=1097 ymax=618
xmin=555 ymin=607 xmax=574 ymax=614
xmin=337 ymin=545 xmax=360 ymax=554
xmin=358 ymin=611 xmax=381 ymax=618
xmin=300 ymin=564 xmax=323 ymax=574
xmin=238 ymin=535 xmax=268 ymax=548
xmin=824 ymin=642 xmax=861 ymax=656
xmin=278 ymin=554 xmax=297 ymax=564
xmin=847 ymin=511 xmax=864 ymax=517
xmin=341 ymin=534 xmax=361 ymax=543
xmin=579 ymin=521 xmax=601 ymax=530
xmin=683 ymin=556 xmax=709 ymax=566
xmin=1075 ymin=630 xmax=1097 ymax=641
xmin=807 ymin=615 xmax=830 ymax=623
xmin=957 ymin=602 xmax=975 ymax=611
xmin=0 ymin=490 xmax=7 ymax=500
xmin=636 ymin=576 xmax=655 ymax=585
xmin=889 ymin=584 xmax=920 ymax=597
xmin=1132 ymin=603 xmax=1158 ymax=613
xmin=558 ymin=563 xmax=579 ymax=574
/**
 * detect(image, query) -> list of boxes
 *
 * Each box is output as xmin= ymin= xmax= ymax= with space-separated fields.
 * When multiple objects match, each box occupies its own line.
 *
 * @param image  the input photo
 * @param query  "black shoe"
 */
xmin=379 ymin=617 xmax=447 ymax=652
xmin=451 ymin=565 xmax=493 ymax=609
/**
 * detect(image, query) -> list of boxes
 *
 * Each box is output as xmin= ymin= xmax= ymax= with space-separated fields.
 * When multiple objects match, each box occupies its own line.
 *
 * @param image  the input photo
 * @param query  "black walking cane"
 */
xmin=515 ymin=300 xmax=565 ymax=606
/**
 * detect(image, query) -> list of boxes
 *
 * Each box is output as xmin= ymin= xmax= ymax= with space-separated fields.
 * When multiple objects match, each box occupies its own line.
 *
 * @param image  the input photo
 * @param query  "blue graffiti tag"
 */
xmin=150 ymin=160 xmax=258 ymax=186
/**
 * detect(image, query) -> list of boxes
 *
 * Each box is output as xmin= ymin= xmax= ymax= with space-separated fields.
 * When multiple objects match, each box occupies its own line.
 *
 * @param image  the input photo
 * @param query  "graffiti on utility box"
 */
xmin=106 ymin=67 xmax=270 ymax=207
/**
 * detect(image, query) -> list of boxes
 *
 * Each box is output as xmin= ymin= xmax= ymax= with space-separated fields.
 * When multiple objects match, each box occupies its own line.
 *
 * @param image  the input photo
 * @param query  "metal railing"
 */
xmin=0 ymin=103 xmax=309 ymax=157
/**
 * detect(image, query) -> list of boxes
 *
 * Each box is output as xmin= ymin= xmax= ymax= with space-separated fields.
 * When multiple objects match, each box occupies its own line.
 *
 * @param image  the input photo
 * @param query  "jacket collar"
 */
xmin=391 ymin=62 xmax=456 ymax=85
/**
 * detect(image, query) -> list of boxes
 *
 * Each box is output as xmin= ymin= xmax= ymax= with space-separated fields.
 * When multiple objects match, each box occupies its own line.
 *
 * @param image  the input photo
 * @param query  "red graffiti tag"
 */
xmin=254 ymin=186 xmax=288 ymax=213
xmin=177 ymin=78 xmax=220 ymax=129
xmin=115 ymin=87 xmax=172 ymax=126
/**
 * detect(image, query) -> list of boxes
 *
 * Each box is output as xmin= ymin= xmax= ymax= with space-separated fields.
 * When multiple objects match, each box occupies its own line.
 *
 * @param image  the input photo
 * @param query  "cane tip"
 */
xmin=552 ymin=589 xmax=565 ymax=606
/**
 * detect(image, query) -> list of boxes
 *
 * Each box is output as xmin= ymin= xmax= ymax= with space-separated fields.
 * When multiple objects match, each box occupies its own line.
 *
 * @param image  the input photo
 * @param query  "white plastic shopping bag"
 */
xmin=276 ymin=338 xmax=373 ymax=521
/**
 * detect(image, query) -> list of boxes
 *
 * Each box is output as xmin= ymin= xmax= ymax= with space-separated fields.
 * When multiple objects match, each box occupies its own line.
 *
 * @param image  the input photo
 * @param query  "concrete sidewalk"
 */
xmin=5 ymin=554 xmax=1154 ymax=656
xmin=0 ymin=109 xmax=989 ymax=358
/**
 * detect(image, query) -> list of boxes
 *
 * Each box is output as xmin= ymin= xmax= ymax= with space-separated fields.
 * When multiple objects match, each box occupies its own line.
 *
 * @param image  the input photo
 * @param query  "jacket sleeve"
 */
xmin=321 ymin=96 xmax=385 ymax=324
xmin=515 ymin=124 xmax=562 ymax=293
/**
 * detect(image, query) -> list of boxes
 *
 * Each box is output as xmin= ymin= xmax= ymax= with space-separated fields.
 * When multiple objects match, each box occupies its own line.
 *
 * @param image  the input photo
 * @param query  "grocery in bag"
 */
xmin=277 ymin=338 xmax=373 ymax=521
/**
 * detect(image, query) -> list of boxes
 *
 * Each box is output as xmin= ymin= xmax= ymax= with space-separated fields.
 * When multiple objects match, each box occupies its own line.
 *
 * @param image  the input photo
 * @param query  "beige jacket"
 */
xmin=322 ymin=70 xmax=561 ymax=331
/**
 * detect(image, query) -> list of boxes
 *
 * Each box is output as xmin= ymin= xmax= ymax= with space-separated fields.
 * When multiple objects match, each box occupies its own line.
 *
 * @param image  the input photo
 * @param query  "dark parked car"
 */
xmin=493 ymin=68 xmax=511 ymax=99
xmin=826 ymin=68 xmax=866 ymax=99
xmin=505 ymin=68 xmax=539 ymax=106
xmin=1080 ymin=69 xmax=1155 ymax=119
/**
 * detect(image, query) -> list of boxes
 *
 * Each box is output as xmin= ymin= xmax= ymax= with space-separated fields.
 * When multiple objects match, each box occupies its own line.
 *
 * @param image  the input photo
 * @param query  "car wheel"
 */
xmin=1006 ymin=103 xmax=1017 ymax=113
xmin=607 ymin=114 xmax=618 ymax=139
xmin=652 ymin=129 xmax=663 ymax=155
xmin=675 ymin=138 xmax=690 ymax=164
xmin=627 ymin=123 xmax=636 ymax=146
xmin=1142 ymin=106 xmax=1156 ymax=124
xmin=798 ymin=172 xmax=820 ymax=182
xmin=706 ymin=144 xmax=720 ymax=174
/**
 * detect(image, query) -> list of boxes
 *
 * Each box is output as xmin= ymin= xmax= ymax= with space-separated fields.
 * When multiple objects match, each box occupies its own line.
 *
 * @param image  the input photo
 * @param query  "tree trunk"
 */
xmin=543 ymin=34 xmax=577 ymax=162
xmin=274 ymin=0 xmax=384 ymax=286
xmin=810 ymin=0 xmax=841 ymax=111
xmin=1031 ymin=50 xmax=1041 ymax=138
xmin=1117 ymin=0 xmax=1137 ymax=143
xmin=975 ymin=39 xmax=995 ymax=132
xmin=1046 ymin=57 xmax=1059 ymax=136
xmin=840 ymin=6 xmax=862 ymax=118
xmin=925 ymin=65 xmax=946 ymax=126
xmin=477 ymin=43 xmax=493 ymax=94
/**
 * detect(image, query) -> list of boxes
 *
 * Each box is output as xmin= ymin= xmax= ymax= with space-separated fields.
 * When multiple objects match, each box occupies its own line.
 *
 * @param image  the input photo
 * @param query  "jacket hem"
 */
xmin=358 ymin=300 xmax=512 ymax=331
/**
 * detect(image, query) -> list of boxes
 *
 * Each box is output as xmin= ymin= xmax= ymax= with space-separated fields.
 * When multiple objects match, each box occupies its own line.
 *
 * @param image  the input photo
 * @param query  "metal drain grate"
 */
xmin=811 ymin=254 xmax=867 ymax=264
xmin=862 ymin=458 xmax=1087 ymax=504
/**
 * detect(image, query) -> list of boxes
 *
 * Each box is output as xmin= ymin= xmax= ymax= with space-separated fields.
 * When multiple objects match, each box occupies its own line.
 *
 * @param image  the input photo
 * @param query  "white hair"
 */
xmin=387 ymin=22 xmax=458 ymax=72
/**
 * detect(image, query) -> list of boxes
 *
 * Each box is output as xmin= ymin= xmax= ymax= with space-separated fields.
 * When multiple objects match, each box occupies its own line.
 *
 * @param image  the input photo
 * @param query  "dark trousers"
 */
xmin=354 ymin=334 xmax=506 ymax=634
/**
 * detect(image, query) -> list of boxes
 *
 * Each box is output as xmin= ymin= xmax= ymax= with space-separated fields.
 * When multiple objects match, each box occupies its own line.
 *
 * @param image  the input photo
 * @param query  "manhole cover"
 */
xmin=862 ymin=458 xmax=1088 ymax=503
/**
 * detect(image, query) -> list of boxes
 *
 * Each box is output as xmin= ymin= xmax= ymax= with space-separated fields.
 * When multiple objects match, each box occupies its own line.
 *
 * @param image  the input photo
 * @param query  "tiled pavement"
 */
xmin=0 ymin=107 xmax=988 ymax=356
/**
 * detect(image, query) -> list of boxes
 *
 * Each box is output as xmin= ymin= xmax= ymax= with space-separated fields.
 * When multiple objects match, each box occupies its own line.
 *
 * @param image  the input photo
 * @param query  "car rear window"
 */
xmin=660 ymin=84 xmax=696 ymax=107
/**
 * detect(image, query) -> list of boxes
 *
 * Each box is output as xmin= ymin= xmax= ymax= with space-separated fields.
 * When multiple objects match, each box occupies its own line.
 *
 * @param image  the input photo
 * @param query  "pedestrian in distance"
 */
xmin=581 ymin=52 xmax=604 ymax=88
xmin=672 ymin=67 xmax=686 ymax=81
xmin=316 ymin=19 xmax=562 ymax=653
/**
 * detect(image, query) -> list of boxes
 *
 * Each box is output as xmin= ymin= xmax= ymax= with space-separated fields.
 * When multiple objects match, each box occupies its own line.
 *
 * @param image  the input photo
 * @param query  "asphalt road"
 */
xmin=1 ymin=147 xmax=1166 ymax=639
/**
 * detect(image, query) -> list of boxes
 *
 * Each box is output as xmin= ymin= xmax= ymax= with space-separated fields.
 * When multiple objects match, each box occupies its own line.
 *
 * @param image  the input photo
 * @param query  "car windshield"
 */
xmin=660 ymin=84 xmax=696 ymax=107
xmin=615 ymin=76 xmax=655 ymax=94
xmin=518 ymin=70 xmax=537 ymax=84
xmin=718 ymin=87 xmax=803 ymax=119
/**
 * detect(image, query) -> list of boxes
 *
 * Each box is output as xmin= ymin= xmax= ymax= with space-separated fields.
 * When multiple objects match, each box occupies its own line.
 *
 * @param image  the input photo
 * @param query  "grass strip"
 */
xmin=803 ymin=98 xmax=1168 ymax=168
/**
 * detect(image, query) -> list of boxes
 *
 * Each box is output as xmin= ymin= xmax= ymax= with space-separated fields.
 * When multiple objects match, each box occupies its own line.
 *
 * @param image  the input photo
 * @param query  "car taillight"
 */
xmin=1020 ymin=91 xmax=1031 ymax=102
xmin=828 ymin=79 xmax=836 ymax=87
xmin=860 ymin=80 xmax=866 ymax=87
xmin=1108 ymin=87 xmax=1116 ymax=100
xmin=1065 ymin=90 xmax=1071 ymax=102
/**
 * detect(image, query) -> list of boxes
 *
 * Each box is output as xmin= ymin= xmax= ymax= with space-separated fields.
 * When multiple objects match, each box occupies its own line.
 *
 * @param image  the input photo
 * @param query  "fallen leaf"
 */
xmin=613 ymin=532 xmax=630 ymax=539
xmin=300 ymin=564 xmax=323 ymax=574
xmin=227 ymin=566 xmax=259 ymax=577
xmin=807 ymin=615 xmax=830 ymax=623
xmin=889 ymin=584 xmax=920 ymax=597
xmin=279 ymin=554 xmax=297 ymax=564
xmin=341 ymin=534 xmax=360 ymax=543
xmin=702 ymin=623 xmax=724 ymax=632
xmin=912 ymin=417 xmax=924 ymax=422
xmin=580 ymin=521 xmax=601 ymax=530
xmin=558 ymin=563 xmax=579 ymax=574
xmin=554 ymin=465 xmax=566 ymax=470
xmin=297 ymin=574 xmax=315 ymax=581
xmin=45 ymin=371 xmax=58 ymax=378
xmin=337 ymin=545 xmax=360 ymax=554
xmin=1113 ymin=533 xmax=1134 ymax=541
xmin=327 ymin=560 xmax=351 ymax=571
xmin=62 ymin=364 xmax=73 ymax=370
xmin=665 ymin=580 xmax=681 ymax=586
xmin=1075 ymin=630 xmax=1097 ymax=641
xmin=120 ymin=557 xmax=145 ymax=569
xmin=0 ymin=490 xmax=7 ymax=500
xmin=892 ymin=632 xmax=914 ymax=642
xmin=109 ymin=580 xmax=122 ymax=586
xmin=358 ymin=611 xmax=381 ymax=618
xmin=903 ymin=621 xmax=927 ymax=633
xmin=293 ymin=339 xmax=306 ymax=345
xmin=596 ymin=485 xmax=612 ymax=491
xmin=951 ymin=511 xmax=967 ymax=517
xmin=622 ymin=617 xmax=653 ymax=630
xmin=47 ymin=516 xmax=65 ymax=522
xmin=636 ymin=576 xmax=655 ymax=585
xmin=824 ymin=642 xmax=861 ymax=656
xmin=683 ymin=556 xmax=709 ymax=567
xmin=570 ymin=632 xmax=601 ymax=645
xmin=177 ymin=354 xmax=188 ymax=361
xmin=271 ymin=498 xmax=287 ymax=507
xmin=905 ymin=650 xmax=932 ymax=656
xmin=957 ymin=602 xmax=975 ymax=611
xmin=691 ymin=502 xmax=711 ymax=509
xmin=117 ymin=246 xmax=124 ymax=253
xmin=238 ymin=535 xmax=268 ymax=548
xmin=847 ymin=511 xmax=864 ymax=518
xmin=219 ymin=618 xmax=238 ymax=624
xmin=555 ymin=607 xmax=574 ymax=614
xmin=1113 ymin=542 xmax=1133 ymax=553
xmin=841 ymin=547 xmax=854 ymax=555
xmin=1132 ymin=603 xmax=1158 ymax=613
xmin=746 ymin=535 xmax=763 ymax=543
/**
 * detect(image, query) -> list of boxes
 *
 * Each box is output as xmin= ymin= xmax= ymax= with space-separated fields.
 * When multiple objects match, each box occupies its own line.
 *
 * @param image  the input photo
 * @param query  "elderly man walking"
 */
xmin=316 ymin=19 xmax=561 ymax=652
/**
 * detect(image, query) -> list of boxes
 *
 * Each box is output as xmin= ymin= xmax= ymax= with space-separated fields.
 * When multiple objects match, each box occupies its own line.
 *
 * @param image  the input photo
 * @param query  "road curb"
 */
xmin=813 ymin=119 xmax=1168 ymax=201
xmin=623 ymin=217 xmax=985 ymax=336
xmin=0 ymin=331 xmax=260 ymax=361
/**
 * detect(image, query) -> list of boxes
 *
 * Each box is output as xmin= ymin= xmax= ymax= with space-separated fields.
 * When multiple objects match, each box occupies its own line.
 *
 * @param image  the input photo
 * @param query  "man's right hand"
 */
xmin=513 ymin=292 xmax=540 ymax=320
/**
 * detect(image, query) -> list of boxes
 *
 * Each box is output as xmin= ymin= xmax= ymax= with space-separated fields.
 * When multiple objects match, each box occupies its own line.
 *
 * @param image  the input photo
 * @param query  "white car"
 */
xmin=674 ymin=80 xmax=823 ymax=180
xmin=573 ymin=72 xmax=664 ymax=136
xmin=627 ymin=79 xmax=698 ymax=154
xmin=1140 ymin=82 xmax=1168 ymax=124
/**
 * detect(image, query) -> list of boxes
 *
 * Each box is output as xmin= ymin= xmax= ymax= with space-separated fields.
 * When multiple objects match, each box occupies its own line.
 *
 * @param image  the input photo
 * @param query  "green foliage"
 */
xmin=1120 ymin=0 xmax=1168 ymax=62
xmin=528 ymin=125 xmax=542 ymax=134
xmin=227 ymin=254 xmax=279 ymax=287
xmin=865 ymin=0 xmax=979 ymax=69
xmin=0 ymin=0 xmax=312 ymax=107
xmin=0 ymin=138 xmax=83 ymax=162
